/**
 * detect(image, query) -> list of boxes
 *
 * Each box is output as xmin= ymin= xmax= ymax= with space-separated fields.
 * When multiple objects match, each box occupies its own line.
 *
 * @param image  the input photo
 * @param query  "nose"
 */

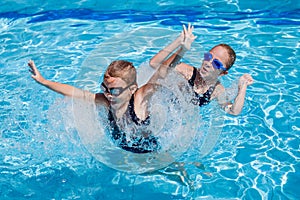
xmin=204 ymin=60 xmax=213 ymax=69
xmin=105 ymin=93 xmax=114 ymax=101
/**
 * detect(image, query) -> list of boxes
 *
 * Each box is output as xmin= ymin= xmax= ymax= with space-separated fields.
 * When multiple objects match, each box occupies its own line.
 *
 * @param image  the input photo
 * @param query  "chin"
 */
xmin=199 ymin=70 xmax=207 ymax=77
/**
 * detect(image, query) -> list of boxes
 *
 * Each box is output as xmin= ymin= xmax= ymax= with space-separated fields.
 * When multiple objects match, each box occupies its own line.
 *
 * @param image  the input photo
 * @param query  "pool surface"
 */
xmin=0 ymin=0 xmax=299 ymax=199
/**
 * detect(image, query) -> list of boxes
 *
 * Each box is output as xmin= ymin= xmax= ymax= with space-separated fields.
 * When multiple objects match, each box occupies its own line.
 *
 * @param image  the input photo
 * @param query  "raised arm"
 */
xmin=28 ymin=60 xmax=95 ymax=100
xmin=149 ymin=23 xmax=196 ymax=69
xmin=148 ymin=24 xmax=196 ymax=83
xmin=221 ymin=74 xmax=254 ymax=115
xmin=149 ymin=30 xmax=183 ymax=69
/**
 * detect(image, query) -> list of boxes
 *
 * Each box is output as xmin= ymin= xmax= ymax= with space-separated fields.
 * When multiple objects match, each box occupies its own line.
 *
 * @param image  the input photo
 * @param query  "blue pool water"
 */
xmin=1 ymin=0 xmax=300 ymax=199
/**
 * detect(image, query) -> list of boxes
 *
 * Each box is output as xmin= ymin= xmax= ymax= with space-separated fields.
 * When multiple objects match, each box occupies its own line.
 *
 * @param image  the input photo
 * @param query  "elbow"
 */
xmin=149 ymin=59 xmax=158 ymax=69
xmin=230 ymin=108 xmax=242 ymax=116
xmin=227 ymin=106 xmax=242 ymax=115
xmin=230 ymin=111 xmax=240 ymax=116
xmin=224 ymin=104 xmax=242 ymax=116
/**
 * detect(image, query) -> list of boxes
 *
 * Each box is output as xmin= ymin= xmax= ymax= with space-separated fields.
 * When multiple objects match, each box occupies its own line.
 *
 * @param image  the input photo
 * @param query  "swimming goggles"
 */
xmin=101 ymin=82 xmax=132 ymax=96
xmin=204 ymin=52 xmax=227 ymax=71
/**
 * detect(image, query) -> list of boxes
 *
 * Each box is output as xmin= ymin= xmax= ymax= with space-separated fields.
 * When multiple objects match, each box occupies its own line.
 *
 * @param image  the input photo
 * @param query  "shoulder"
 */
xmin=137 ymin=83 xmax=159 ymax=97
xmin=95 ymin=93 xmax=109 ymax=106
xmin=132 ymin=85 xmax=156 ymax=120
xmin=134 ymin=83 xmax=162 ymax=105
xmin=211 ymin=82 xmax=225 ymax=99
xmin=175 ymin=62 xmax=195 ymax=80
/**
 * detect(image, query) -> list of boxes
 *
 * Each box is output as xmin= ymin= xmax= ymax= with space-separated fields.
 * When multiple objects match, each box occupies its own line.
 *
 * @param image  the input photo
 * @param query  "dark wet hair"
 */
xmin=211 ymin=44 xmax=236 ymax=70
xmin=106 ymin=60 xmax=137 ymax=84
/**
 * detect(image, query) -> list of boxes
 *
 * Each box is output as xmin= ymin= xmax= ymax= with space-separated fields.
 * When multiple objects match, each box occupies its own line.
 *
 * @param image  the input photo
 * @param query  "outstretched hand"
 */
xmin=180 ymin=23 xmax=197 ymax=51
xmin=28 ymin=60 xmax=45 ymax=84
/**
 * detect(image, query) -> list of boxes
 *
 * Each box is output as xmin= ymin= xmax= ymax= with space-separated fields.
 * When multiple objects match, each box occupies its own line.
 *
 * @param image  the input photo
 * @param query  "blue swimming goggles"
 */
xmin=204 ymin=52 xmax=227 ymax=71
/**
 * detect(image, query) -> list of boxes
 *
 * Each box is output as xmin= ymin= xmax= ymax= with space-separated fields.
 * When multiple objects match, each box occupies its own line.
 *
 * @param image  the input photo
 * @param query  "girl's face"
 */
xmin=199 ymin=46 xmax=229 ymax=79
xmin=101 ymin=74 xmax=133 ymax=104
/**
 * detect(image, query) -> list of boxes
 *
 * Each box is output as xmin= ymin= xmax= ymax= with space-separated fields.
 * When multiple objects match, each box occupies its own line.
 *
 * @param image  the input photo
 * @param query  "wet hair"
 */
xmin=106 ymin=60 xmax=137 ymax=85
xmin=211 ymin=44 xmax=236 ymax=70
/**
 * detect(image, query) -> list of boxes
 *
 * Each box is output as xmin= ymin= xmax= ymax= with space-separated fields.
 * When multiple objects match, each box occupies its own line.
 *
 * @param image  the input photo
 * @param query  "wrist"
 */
xmin=178 ymin=47 xmax=187 ymax=56
xmin=174 ymin=36 xmax=183 ymax=45
xmin=39 ymin=78 xmax=48 ymax=85
xmin=238 ymin=84 xmax=247 ymax=92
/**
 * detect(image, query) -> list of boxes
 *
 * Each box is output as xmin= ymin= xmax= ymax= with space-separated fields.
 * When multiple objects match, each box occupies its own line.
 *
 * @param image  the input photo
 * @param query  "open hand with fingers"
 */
xmin=181 ymin=23 xmax=197 ymax=51
xmin=28 ymin=60 xmax=45 ymax=84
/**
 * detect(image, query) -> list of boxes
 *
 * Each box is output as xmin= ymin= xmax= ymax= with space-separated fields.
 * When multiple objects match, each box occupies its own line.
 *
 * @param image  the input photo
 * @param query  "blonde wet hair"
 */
xmin=106 ymin=60 xmax=137 ymax=85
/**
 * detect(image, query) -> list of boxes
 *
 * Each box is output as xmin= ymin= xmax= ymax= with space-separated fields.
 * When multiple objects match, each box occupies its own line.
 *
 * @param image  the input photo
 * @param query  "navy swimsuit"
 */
xmin=188 ymin=67 xmax=217 ymax=107
xmin=108 ymin=95 xmax=160 ymax=153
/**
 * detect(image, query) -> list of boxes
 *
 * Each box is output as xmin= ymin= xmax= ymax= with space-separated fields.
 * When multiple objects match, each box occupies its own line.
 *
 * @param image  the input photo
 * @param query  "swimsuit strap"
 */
xmin=188 ymin=67 xmax=197 ymax=87
xmin=128 ymin=94 xmax=150 ymax=125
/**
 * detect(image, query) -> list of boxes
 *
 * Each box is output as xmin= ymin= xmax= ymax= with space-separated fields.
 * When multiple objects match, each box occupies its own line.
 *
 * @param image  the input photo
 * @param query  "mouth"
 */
xmin=201 ymin=65 xmax=209 ymax=73
xmin=108 ymin=97 xmax=116 ymax=102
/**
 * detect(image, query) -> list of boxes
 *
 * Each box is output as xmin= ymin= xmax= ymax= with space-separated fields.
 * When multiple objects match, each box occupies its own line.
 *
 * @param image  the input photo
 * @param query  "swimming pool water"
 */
xmin=0 ymin=0 xmax=299 ymax=199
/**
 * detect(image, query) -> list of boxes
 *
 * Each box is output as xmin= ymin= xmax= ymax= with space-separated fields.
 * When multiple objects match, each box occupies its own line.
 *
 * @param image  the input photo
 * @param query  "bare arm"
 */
xmin=220 ymin=74 xmax=254 ymax=115
xmin=148 ymin=24 xmax=196 ymax=83
xmin=137 ymin=24 xmax=196 ymax=119
xmin=149 ymin=32 xmax=183 ymax=69
xmin=147 ymin=48 xmax=185 ymax=83
xmin=149 ymin=24 xmax=196 ymax=70
xmin=28 ymin=60 xmax=95 ymax=100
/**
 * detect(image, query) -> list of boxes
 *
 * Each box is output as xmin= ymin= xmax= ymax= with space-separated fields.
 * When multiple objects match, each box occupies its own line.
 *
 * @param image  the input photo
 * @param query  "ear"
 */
xmin=129 ymin=84 xmax=138 ymax=94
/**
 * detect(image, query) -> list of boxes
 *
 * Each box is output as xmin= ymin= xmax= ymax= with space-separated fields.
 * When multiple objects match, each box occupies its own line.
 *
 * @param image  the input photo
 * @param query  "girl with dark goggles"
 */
xmin=204 ymin=52 xmax=227 ymax=71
